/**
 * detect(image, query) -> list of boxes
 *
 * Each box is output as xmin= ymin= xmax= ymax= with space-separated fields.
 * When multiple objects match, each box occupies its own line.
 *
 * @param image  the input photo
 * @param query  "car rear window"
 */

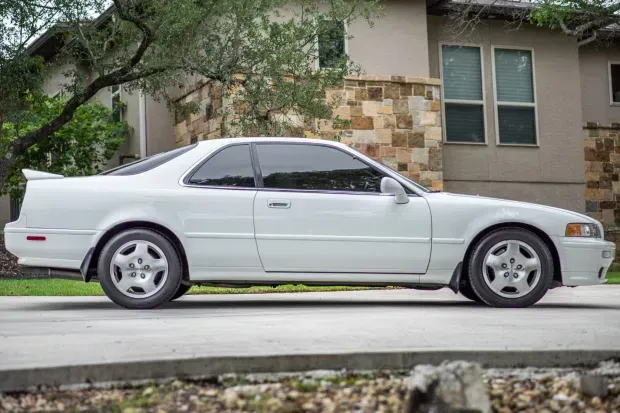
xmin=101 ymin=144 xmax=197 ymax=176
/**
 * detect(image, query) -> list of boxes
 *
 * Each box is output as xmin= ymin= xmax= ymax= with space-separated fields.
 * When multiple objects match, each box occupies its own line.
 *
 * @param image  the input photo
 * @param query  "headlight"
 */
xmin=565 ymin=223 xmax=601 ymax=238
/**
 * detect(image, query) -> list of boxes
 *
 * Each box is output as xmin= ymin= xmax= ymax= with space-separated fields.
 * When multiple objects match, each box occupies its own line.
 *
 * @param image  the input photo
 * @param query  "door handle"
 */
xmin=267 ymin=199 xmax=291 ymax=209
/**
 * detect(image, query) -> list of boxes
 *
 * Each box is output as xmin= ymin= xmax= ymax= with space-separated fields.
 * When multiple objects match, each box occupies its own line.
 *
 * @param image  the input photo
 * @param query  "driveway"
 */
xmin=1 ymin=286 xmax=619 ymax=390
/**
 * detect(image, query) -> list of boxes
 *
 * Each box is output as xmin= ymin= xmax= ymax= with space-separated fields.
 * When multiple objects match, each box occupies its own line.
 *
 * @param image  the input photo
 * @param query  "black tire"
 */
xmin=468 ymin=228 xmax=553 ymax=308
xmin=459 ymin=283 xmax=482 ymax=303
xmin=98 ymin=229 xmax=182 ymax=309
xmin=170 ymin=284 xmax=192 ymax=301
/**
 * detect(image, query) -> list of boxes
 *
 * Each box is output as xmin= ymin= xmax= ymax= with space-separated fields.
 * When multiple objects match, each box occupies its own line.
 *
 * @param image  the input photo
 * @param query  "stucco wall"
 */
xmin=348 ymin=0 xmax=429 ymax=77
xmin=427 ymin=16 xmax=585 ymax=212
xmin=145 ymin=96 xmax=176 ymax=156
xmin=580 ymin=44 xmax=620 ymax=125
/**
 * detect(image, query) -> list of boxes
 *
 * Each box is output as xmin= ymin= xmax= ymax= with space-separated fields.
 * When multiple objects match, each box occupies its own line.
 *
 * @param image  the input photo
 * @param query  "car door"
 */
xmin=179 ymin=143 xmax=263 ymax=277
xmin=252 ymin=142 xmax=432 ymax=274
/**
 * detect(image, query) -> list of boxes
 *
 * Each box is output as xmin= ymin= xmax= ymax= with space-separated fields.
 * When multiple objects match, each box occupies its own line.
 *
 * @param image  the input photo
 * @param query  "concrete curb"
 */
xmin=2 ymin=349 xmax=619 ymax=392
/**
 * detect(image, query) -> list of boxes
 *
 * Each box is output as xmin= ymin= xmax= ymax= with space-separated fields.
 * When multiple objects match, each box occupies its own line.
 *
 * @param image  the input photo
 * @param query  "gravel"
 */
xmin=0 ymin=233 xmax=20 ymax=278
xmin=1 ymin=364 xmax=620 ymax=413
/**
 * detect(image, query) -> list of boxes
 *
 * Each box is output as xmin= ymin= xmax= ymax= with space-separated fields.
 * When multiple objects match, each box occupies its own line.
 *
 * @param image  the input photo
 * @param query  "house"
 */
xmin=6 ymin=0 xmax=620 ymax=235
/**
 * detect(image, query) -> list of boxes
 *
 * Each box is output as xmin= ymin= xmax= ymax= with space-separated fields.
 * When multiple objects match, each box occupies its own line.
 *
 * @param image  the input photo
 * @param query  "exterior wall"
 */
xmin=174 ymin=75 xmax=444 ymax=190
xmin=348 ymin=0 xmax=429 ymax=77
xmin=145 ymin=96 xmax=176 ymax=156
xmin=427 ymin=16 xmax=585 ymax=212
xmin=580 ymin=44 xmax=620 ymax=125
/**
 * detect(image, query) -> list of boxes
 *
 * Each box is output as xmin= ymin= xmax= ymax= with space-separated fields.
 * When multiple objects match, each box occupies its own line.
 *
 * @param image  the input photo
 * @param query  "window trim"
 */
xmin=608 ymin=61 xmax=620 ymax=106
xmin=491 ymin=45 xmax=539 ymax=147
xmin=111 ymin=85 xmax=122 ymax=122
xmin=315 ymin=20 xmax=349 ymax=71
xmin=179 ymin=141 xmax=423 ymax=196
xmin=439 ymin=42 xmax=488 ymax=146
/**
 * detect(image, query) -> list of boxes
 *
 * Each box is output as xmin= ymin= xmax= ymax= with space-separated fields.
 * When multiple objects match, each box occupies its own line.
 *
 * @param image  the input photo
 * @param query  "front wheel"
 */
xmin=467 ymin=228 xmax=553 ymax=308
xmin=170 ymin=284 xmax=192 ymax=301
xmin=98 ymin=229 xmax=183 ymax=309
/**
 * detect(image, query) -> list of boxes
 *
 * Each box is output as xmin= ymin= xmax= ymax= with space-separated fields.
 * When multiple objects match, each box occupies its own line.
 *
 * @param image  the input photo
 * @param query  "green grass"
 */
xmin=606 ymin=272 xmax=620 ymax=284
xmin=0 ymin=278 xmax=374 ymax=296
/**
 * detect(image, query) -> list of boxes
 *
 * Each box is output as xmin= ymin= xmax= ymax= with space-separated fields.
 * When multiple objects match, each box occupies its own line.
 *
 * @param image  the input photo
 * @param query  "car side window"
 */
xmin=256 ymin=144 xmax=384 ymax=192
xmin=187 ymin=144 xmax=255 ymax=187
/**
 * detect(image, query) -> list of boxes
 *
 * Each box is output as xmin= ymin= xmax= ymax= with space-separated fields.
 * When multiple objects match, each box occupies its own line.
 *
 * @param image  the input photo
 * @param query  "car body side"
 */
xmin=4 ymin=138 xmax=615 ymax=288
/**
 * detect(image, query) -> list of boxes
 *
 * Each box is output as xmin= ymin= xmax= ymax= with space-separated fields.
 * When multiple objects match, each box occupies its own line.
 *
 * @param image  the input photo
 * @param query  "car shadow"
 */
xmin=16 ymin=298 xmax=620 ymax=311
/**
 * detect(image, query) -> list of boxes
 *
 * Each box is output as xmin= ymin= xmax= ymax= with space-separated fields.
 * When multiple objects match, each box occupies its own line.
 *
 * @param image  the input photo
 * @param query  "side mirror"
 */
xmin=380 ymin=177 xmax=409 ymax=204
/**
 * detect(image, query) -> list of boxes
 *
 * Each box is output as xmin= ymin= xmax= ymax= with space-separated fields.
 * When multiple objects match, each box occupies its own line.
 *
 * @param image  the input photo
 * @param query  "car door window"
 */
xmin=187 ymin=144 xmax=255 ymax=187
xmin=256 ymin=144 xmax=383 ymax=192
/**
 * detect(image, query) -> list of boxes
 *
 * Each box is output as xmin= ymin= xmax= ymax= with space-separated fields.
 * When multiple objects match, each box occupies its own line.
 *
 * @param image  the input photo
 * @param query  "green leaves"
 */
xmin=1 ymin=95 xmax=128 ymax=200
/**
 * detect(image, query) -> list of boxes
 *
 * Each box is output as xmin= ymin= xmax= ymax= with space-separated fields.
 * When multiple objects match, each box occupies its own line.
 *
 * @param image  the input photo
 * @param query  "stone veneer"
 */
xmin=583 ymin=122 xmax=620 ymax=262
xmin=174 ymin=74 xmax=443 ymax=191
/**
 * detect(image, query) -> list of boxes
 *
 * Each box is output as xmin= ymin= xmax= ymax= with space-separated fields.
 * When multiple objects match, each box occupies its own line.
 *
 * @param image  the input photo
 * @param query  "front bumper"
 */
xmin=554 ymin=237 xmax=616 ymax=286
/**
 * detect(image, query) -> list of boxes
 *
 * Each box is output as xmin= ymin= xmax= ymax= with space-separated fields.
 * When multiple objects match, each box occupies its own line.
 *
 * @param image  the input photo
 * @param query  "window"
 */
xmin=102 ymin=144 xmax=197 ymax=176
xmin=609 ymin=62 xmax=620 ymax=104
xmin=188 ymin=144 xmax=255 ymax=187
xmin=441 ymin=45 xmax=485 ymax=143
xmin=493 ymin=48 xmax=537 ymax=145
xmin=318 ymin=19 xmax=346 ymax=69
xmin=257 ymin=144 xmax=383 ymax=192
xmin=111 ymin=85 xmax=122 ymax=122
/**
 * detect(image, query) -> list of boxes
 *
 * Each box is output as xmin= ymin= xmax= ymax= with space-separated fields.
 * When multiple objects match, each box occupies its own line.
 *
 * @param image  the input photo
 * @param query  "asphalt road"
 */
xmin=1 ymin=286 xmax=620 ymax=374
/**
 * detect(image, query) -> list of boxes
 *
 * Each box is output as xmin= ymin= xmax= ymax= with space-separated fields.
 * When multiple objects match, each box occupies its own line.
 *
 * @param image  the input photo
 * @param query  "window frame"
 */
xmin=111 ymin=84 xmax=122 ymax=122
xmin=439 ymin=42 xmax=488 ymax=146
xmin=315 ymin=20 xmax=349 ymax=70
xmin=608 ymin=61 xmax=620 ymax=106
xmin=180 ymin=141 xmax=424 ymax=196
xmin=491 ymin=45 xmax=539 ymax=147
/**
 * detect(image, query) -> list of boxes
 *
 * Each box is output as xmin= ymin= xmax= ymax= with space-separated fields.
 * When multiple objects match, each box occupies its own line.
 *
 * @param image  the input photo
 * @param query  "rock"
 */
xmin=403 ymin=361 xmax=491 ymax=413
xmin=578 ymin=375 xmax=609 ymax=398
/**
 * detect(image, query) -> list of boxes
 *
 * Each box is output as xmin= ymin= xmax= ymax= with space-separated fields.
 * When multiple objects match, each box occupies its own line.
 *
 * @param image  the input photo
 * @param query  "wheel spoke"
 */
xmin=514 ymin=276 xmax=532 ymax=294
xmin=113 ymin=253 xmax=131 ymax=270
xmin=142 ymin=277 xmax=159 ymax=294
xmin=522 ymin=258 xmax=540 ymax=273
xmin=133 ymin=242 xmax=149 ymax=259
xmin=485 ymin=254 xmax=504 ymax=273
xmin=505 ymin=241 xmax=520 ymax=259
xmin=491 ymin=275 xmax=508 ymax=291
xmin=150 ymin=258 xmax=167 ymax=273
xmin=116 ymin=274 xmax=135 ymax=292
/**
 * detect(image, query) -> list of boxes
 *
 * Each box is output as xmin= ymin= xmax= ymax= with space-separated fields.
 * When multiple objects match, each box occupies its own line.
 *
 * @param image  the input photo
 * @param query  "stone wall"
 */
xmin=584 ymin=122 xmax=620 ymax=262
xmin=174 ymin=74 xmax=443 ymax=191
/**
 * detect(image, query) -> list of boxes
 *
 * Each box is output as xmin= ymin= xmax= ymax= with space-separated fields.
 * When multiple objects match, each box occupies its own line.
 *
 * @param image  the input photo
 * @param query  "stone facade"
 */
xmin=583 ymin=122 xmax=620 ymax=262
xmin=174 ymin=74 xmax=444 ymax=191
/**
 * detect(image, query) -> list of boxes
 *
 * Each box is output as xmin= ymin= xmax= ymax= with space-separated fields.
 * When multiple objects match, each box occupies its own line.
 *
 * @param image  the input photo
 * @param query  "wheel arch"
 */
xmin=87 ymin=221 xmax=190 ymax=282
xmin=460 ymin=222 xmax=562 ymax=290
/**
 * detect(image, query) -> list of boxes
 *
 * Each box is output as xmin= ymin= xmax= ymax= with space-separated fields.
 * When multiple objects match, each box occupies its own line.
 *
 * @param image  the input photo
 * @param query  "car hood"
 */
xmin=428 ymin=192 xmax=598 ymax=225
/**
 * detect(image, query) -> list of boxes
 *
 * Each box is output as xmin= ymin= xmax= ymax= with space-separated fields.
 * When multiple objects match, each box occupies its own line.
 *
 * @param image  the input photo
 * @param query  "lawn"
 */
xmin=0 ymin=273 xmax=618 ymax=296
xmin=0 ymin=279 xmax=375 ymax=296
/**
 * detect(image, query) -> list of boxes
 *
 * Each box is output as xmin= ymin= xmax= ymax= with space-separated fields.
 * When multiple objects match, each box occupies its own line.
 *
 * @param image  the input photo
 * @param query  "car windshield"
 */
xmin=100 ymin=144 xmax=197 ymax=176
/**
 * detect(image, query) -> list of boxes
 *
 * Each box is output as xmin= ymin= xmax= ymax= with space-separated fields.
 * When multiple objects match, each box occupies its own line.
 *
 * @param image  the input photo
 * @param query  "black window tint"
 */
xmin=188 ymin=144 xmax=255 ymax=187
xmin=257 ymin=144 xmax=383 ymax=192
xmin=102 ymin=144 xmax=197 ymax=176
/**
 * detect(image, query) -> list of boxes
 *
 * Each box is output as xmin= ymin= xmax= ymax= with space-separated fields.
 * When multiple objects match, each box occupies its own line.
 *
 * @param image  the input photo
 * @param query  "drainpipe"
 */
xmin=138 ymin=91 xmax=147 ymax=158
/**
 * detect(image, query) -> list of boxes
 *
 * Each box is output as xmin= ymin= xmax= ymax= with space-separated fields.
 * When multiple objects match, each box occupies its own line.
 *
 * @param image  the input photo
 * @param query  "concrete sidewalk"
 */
xmin=1 ymin=287 xmax=620 ymax=391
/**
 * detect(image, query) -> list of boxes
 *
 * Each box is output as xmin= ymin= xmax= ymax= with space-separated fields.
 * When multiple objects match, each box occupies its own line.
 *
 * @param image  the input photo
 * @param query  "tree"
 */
xmin=0 ymin=0 xmax=379 ymax=191
xmin=1 ymin=94 xmax=128 ymax=199
xmin=443 ymin=0 xmax=620 ymax=46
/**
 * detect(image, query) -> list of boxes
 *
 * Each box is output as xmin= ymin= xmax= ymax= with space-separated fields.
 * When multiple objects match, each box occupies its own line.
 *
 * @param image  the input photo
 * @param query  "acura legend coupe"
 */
xmin=5 ymin=138 xmax=615 ymax=309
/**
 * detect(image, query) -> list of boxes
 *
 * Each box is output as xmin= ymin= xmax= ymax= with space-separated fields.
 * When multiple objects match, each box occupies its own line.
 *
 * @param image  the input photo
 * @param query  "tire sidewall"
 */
xmin=468 ymin=228 xmax=553 ymax=308
xmin=98 ymin=229 xmax=182 ymax=309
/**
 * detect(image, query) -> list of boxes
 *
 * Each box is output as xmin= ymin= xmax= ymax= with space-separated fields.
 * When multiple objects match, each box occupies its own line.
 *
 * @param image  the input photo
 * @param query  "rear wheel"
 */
xmin=468 ymin=228 xmax=553 ymax=308
xmin=98 ymin=229 xmax=182 ymax=309
xmin=170 ymin=284 xmax=192 ymax=301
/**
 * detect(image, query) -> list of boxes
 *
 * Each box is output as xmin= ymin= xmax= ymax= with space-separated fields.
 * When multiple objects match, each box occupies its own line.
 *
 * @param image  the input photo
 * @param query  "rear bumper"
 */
xmin=4 ymin=221 xmax=100 ymax=279
xmin=554 ymin=237 xmax=615 ymax=286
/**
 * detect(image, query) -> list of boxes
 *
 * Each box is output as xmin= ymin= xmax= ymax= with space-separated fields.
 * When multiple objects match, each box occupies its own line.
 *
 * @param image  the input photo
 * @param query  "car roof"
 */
xmin=196 ymin=137 xmax=348 ymax=149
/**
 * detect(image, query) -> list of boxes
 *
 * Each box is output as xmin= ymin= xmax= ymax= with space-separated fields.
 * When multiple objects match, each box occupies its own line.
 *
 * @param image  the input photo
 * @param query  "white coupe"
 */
xmin=4 ymin=138 xmax=615 ymax=309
